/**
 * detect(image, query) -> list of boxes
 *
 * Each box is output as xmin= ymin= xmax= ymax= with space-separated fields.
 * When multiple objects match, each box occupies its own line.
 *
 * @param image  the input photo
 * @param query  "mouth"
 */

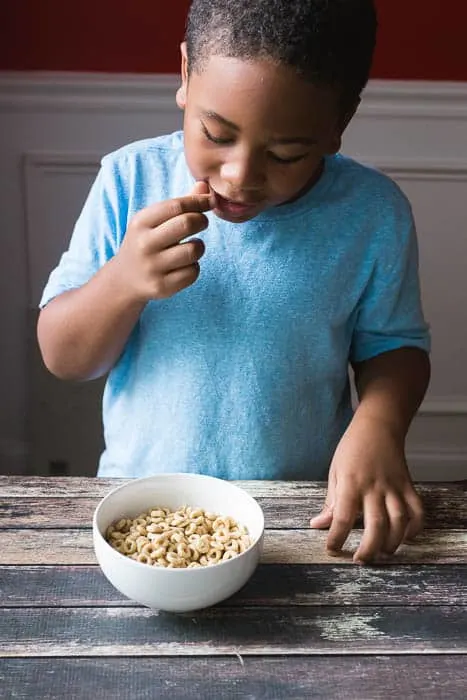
xmin=211 ymin=190 xmax=263 ymax=220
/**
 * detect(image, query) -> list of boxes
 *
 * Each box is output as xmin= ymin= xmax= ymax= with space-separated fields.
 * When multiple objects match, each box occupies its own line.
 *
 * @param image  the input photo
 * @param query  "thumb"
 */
xmin=191 ymin=180 xmax=210 ymax=196
xmin=309 ymin=502 xmax=334 ymax=530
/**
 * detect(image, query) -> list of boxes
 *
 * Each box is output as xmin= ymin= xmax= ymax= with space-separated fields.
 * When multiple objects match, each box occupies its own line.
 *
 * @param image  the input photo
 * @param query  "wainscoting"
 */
xmin=0 ymin=73 xmax=466 ymax=478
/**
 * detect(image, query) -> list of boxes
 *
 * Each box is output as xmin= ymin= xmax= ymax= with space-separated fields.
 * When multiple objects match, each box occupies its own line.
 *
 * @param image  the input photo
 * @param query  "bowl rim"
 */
xmin=93 ymin=472 xmax=265 ymax=573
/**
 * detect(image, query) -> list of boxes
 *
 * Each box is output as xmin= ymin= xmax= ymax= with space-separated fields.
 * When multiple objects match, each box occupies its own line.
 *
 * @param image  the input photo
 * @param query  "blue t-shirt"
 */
xmin=40 ymin=131 xmax=430 ymax=479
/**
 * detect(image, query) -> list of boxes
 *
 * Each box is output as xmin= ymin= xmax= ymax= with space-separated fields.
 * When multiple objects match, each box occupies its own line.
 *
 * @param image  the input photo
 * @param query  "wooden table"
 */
xmin=0 ymin=477 xmax=466 ymax=699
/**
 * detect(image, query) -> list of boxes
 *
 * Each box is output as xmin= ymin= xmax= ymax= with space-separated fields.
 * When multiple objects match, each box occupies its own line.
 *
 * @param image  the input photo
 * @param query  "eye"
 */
xmin=201 ymin=123 xmax=234 ymax=145
xmin=269 ymin=152 xmax=309 ymax=165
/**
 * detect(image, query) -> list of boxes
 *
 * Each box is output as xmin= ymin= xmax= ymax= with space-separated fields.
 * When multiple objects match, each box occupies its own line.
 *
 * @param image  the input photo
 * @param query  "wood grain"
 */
xmin=1 ymin=490 xmax=465 ymax=529
xmin=1 ymin=476 xmax=465 ymax=501
xmin=1 ymin=656 xmax=466 ymax=700
xmin=1 ymin=564 xmax=466 ymax=607
xmin=2 ymin=528 xmax=466 ymax=565
xmin=0 ymin=605 xmax=465 ymax=657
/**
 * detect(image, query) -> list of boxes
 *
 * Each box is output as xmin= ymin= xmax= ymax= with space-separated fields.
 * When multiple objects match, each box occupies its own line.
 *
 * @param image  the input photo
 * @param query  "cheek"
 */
xmin=184 ymin=129 xmax=218 ymax=180
xmin=272 ymin=163 xmax=320 ymax=195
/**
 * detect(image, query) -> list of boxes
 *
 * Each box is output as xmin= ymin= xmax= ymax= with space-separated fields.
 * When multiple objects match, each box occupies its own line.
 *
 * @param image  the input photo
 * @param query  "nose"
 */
xmin=220 ymin=150 xmax=265 ymax=192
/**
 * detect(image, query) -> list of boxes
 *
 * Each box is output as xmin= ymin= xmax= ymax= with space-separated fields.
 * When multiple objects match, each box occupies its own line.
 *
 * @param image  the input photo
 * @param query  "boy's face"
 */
xmin=178 ymin=45 xmax=353 ymax=223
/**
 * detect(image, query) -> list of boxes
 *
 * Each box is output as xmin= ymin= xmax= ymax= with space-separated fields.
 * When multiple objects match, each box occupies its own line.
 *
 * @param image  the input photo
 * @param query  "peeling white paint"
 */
xmin=315 ymin=611 xmax=386 ymax=641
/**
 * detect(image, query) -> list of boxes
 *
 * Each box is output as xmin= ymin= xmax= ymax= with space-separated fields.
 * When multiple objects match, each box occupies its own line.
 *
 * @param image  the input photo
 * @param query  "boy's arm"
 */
xmin=37 ymin=258 xmax=146 ymax=381
xmin=38 ymin=185 xmax=213 ymax=381
xmin=352 ymin=346 xmax=430 ymax=442
xmin=310 ymin=346 xmax=430 ymax=564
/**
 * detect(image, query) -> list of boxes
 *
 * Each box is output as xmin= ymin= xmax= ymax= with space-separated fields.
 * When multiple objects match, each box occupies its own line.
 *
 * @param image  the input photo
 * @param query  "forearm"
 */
xmin=351 ymin=347 xmax=431 ymax=442
xmin=37 ymin=256 xmax=146 ymax=381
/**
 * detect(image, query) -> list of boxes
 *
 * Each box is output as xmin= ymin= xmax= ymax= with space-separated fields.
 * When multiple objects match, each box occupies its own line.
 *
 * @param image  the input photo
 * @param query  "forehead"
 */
xmin=188 ymin=55 xmax=340 ymax=135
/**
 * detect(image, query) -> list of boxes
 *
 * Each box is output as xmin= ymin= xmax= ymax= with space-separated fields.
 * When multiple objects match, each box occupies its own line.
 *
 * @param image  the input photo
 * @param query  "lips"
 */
xmin=212 ymin=191 xmax=262 ymax=220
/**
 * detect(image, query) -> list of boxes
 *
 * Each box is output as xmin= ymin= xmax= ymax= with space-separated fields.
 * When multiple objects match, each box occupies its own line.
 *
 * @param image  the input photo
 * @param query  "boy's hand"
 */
xmin=116 ymin=181 xmax=214 ymax=302
xmin=309 ymin=414 xmax=424 ymax=564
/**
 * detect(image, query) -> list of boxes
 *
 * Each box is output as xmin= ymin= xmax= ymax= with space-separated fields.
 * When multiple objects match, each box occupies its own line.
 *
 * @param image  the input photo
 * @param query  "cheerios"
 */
xmin=105 ymin=504 xmax=253 ymax=568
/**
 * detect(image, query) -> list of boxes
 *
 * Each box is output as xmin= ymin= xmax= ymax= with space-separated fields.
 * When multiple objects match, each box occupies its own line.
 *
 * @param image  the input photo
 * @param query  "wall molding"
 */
xmin=1 ymin=439 xmax=464 ymax=479
xmin=418 ymin=399 xmax=467 ymax=416
xmin=1 ymin=72 xmax=467 ymax=118
xmin=375 ymin=160 xmax=467 ymax=181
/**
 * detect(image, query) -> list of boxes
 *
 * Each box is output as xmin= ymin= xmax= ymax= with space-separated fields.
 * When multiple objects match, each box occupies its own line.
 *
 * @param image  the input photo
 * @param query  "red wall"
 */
xmin=1 ymin=0 xmax=466 ymax=81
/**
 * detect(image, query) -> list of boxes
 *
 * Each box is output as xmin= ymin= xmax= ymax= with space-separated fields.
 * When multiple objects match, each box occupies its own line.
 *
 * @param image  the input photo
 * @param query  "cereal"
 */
xmin=105 ymin=505 xmax=253 ymax=568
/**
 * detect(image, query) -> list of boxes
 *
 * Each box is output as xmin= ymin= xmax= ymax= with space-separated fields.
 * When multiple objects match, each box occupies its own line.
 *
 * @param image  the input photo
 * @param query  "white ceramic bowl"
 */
xmin=93 ymin=473 xmax=265 ymax=612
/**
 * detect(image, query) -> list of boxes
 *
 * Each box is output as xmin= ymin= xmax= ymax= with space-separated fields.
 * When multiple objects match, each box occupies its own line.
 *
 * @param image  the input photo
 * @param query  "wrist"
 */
xmin=108 ymin=255 xmax=149 ymax=309
xmin=351 ymin=404 xmax=407 ymax=446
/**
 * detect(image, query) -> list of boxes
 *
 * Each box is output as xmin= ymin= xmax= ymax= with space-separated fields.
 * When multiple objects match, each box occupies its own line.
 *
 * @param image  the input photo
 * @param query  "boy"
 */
xmin=37 ymin=0 xmax=431 ymax=564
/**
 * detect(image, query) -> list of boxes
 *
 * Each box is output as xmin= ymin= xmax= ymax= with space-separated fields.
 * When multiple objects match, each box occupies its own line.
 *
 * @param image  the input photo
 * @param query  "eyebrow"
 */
xmin=201 ymin=110 xmax=317 ymax=146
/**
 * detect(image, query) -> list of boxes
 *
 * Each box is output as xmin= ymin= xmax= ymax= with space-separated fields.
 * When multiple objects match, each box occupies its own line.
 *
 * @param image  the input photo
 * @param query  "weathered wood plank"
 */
xmin=0 ymin=476 xmax=465 ymax=502
xmin=2 ymin=528 xmax=466 ymax=565
xmin=1 ymin=656 xmax=466 ymax=700
xmin=0 ymin=606 xmax=465 ymax=657
xmin=0 ymin=477 xmax=320 ymax=498
xmin=1 ymin=564 xmax=466 ymax=607
xmin=1 ymin=490 xmax=465 ymax=529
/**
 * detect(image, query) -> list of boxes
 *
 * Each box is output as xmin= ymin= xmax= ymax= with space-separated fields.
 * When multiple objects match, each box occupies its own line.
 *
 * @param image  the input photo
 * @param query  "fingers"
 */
xmin=403 ymin=488 xmax=424 ymax=541
xmin=354 ymin=493 xmax=388 ymax=564
xmin=158 ymin=237 xmax=205 ymax=272
xmin=157 ymin=263 xmax=201 ymax=299
xmin=382 ymin=492 xmax=408 ymax=555
xmin=326 ymin=490 xmax=360 ymax=554
xmin=355 ymin=487 xmax=424 ymax=564
xmin=132 ymin=190 xmax=214 ymax=235
xmin=309 ymin=503 xmax=334 ymax=530
xmin=191 ymin=180 xmax=210 ymax=196
xmin=153 ymin=211 xmax=210 ymax=250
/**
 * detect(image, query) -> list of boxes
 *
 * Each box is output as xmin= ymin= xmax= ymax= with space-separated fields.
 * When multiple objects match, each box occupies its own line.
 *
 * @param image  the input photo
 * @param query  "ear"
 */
xmin=327 ymin=98 xmax=361 ymax=155
xmin=176 ymin=42 xmax=189 ymax=110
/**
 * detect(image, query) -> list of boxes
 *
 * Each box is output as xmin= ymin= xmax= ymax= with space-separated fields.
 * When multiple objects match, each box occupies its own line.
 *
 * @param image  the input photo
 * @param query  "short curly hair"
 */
xmin=186 ymin=0 xmax=377 ymax=109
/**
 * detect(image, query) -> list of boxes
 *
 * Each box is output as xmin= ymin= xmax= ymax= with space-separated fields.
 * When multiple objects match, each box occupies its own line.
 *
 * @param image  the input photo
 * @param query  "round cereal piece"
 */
xmin=209 ymin=540 xmax=224 ymax=552
xmin=136 ymin=553 xmax=151 ymax=565
xmin=177 ymin=542 xmax=191 ymax=559
xmin=207 ymin=549 xmax=222 ymax=564
xmin=228 ymin=527 xmax=242 ymax=539
xmin=141 ymin=543 xmax=157 ymax=557
xmin=224 ymin=540 xmax=240 ymax=553
xmin=170 ymin=531 xmax=184 ymax=544
xmin=196 ymin=535 xmax=211 ymax=554
xmin=222 ymin=550 xmax=238 ymax=561
xmin=188 ymin=546 xmax=200 ymax=562
xmin=150 ymin=509 xmax=166 ymax=519
xmin=213 ymin=527 xmax=230 ymax=543
xmin=212 ymin=517 xmax=228 ymax=531
xmin=123 ymin=537 xmax=137 ymax=555
xmin=166 ymin=551 xmax=181 ymax=564
xmin=114 ymin=518 xmax=129 ymax=532
xmin=188 ymin=508 xmax=204 ymax=519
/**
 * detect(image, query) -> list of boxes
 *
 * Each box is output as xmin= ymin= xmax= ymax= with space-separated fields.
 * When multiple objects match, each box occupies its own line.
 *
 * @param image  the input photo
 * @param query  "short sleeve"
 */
xmin=350 ymin=202 xmax=431 ymax=364
xmin=39 ymin=154 xmax=127 ymax=308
